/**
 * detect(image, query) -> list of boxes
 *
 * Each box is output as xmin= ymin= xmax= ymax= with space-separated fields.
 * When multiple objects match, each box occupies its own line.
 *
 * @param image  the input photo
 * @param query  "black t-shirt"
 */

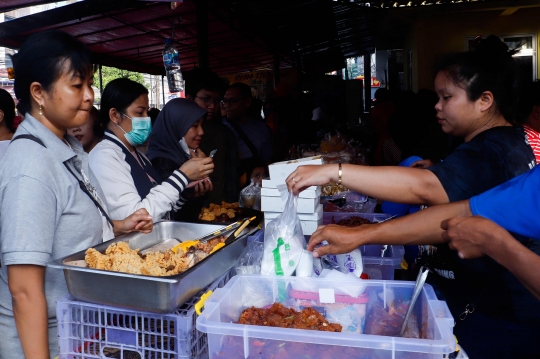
xmin=428 ymin=125 xmax=535 ymax=202
xmin=420 ymin=126 xmax=538 ymax=322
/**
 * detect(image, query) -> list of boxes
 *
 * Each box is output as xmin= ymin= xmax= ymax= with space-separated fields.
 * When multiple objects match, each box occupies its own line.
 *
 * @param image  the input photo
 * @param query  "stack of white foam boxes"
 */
xmin=261 ymin=157 xmax=323 ymax=235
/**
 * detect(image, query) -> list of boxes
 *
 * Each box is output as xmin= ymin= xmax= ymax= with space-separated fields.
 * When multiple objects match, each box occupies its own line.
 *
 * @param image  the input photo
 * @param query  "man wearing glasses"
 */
xmin=221 ymin=83 xmax=273 ymax=187
xmin=184 ymin=68 xmax=240 ymax=204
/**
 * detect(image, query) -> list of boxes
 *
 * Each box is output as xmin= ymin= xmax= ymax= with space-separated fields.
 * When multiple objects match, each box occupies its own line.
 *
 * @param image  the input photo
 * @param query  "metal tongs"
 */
xmin=400 ymin=266 xmax=430 ymax=336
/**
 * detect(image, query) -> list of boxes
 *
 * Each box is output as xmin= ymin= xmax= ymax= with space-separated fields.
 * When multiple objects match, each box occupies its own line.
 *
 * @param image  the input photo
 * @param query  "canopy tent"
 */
xmin=0 ymin=0 xmax=379 ymax=75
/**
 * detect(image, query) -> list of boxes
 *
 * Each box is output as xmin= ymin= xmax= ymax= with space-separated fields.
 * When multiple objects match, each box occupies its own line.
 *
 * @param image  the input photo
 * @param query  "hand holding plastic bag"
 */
xmin=261 ymin=185 xmax=305 ymax=276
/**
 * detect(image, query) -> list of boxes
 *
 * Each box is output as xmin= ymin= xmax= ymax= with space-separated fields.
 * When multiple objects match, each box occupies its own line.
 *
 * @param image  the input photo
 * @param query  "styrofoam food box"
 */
xmin=197 ymin=275 xmax=461 ymax=359
xmin=268 ymin=156 xmax=323 ymax=180
xmin=261 ymin=186 xmax=321 ymax=199
xmin=262 ymin=178 xmax=319 ymax=194
xmin=264 ymin=216 xmax=323 ymax=235
xmin=57 ymin=269 xmax=235 ymax=359
xmin=262 ymin=195 xmax=319 ymax=214
xmin=265 ymin=204 xmax=323 ymax=221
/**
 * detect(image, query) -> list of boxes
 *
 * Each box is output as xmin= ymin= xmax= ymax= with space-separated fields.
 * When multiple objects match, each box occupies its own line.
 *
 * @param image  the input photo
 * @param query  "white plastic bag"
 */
xmin=261 ymin=185 xmax=305 ymax=276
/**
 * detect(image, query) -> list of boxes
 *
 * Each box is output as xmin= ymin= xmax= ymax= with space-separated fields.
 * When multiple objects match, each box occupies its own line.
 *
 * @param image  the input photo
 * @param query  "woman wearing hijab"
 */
xmin=89 ymin=79 xmax=214 ymax=222
xmin=146 ymin=98 xmax=214 ymax=222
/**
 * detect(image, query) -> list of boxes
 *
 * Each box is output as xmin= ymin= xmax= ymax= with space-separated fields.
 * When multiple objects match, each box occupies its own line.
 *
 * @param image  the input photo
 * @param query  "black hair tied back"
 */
xmin=11 ymin=30 xmax=93 ymax=116
xmin=440 ymin=35 xmax=519 ymax=122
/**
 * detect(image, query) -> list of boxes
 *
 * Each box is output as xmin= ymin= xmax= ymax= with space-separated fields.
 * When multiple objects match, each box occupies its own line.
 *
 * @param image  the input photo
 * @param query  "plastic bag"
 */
xmin=239 ymin=180 xmax=261 ymax=210
xmin=235 ymin=239 xmax=265 ymax=275
xmin=322 ymin=250 xmax=364 ymax=277
xmin=261 ymin=185 xmax=305 ymax=276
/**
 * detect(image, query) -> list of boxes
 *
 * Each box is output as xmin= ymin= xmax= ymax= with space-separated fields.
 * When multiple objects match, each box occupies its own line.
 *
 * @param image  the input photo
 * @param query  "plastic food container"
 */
xmin=322 ymin=212 xmax=390 ymax=225
xmin=362 ymin=244 xmax=406 ymax=280
xmin=268 ymin=156 xmax=323 ymax=180
xmin=197 ymin=275 xmax=460 ymax=359
xmin=57 ymin=269 xmax=235 ymax=359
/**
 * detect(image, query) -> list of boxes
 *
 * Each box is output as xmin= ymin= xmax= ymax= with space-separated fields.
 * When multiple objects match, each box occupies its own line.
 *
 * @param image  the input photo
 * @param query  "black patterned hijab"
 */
xmin=146 ymin=98 xmax=207 ymax=165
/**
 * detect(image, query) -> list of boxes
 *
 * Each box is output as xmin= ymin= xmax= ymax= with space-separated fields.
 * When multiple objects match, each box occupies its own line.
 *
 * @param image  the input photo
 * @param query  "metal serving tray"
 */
xmin=48 ymin=221 xmax=254 ymax=313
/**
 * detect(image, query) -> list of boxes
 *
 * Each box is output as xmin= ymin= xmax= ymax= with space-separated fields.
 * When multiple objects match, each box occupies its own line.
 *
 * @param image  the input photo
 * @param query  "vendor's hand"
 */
xmin=308 ymin=224 xmax=366 ymax=257
xmin=115 ymin=208 xmax=153 ymax=236
xmin=185 ymin=177 xmax=213 ymax=198
xmin=286 ymin=164 xmax=334 ymax=196
xmin=180 ymin=157 xmax=214 ymax=181
xmin=441 ymin=216 xmax=504 ymax=259
xmin=411 ymin=159 xmax=434 ymax=169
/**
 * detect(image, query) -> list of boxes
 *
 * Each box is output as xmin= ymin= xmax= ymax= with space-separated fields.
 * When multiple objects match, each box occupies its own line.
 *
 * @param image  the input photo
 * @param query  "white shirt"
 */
xmin=89 ymin=133 xmax=188 ymax=221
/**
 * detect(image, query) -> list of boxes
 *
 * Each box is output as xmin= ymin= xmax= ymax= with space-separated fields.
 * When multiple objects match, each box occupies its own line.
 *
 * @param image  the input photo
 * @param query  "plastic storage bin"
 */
xmin=197 ymin=275 xmax=462 ymax=359
xmin=323 ymin=212 xmax=390 ymax=225
xmin=362 ymin=244 xmax=406 ymax=280
xmin=57 ymin=270 xmax=235 ymax=359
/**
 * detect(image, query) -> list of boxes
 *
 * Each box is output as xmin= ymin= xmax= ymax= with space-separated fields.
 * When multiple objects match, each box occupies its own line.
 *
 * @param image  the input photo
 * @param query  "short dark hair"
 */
xmin=516 ymin=81 xmax=540 ymax=124
xmin=438 ymin=35 xmax=518 ymax=122
xmin=89 ymin=106 xmax=104 ymax=138
xmin=148 ymin=107 xmax=161 ymax=126
xmin=11 ymin=30 xmax=93 ymax=116
xmin=0 ymin=89 xmax=16 ymax=133
xmin=228 ymin=82 xmax=252 ymax=99
xmin=184 ymin=68 xmax=225 ymax=98
xmin=100 ymin=78 xmax=148 ymax=127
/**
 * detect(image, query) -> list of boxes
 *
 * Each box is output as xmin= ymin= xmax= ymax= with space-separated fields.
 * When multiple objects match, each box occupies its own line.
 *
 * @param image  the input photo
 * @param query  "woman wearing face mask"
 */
xmin=146 ymin=98 xmax=214 ymax=222
xmin=89 ymin=78 xmax=214 ymax=221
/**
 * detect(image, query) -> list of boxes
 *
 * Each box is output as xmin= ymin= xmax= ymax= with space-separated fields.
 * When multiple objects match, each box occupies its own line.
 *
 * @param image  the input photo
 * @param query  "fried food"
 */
xmin=321 ymin=181 xmax=348 ymax=196
xmin=238 ymin=303 xmax=342 ymax=332
xmin=332 ymin=216 xmax=372 ymax=227
xmin=199 ymin=202 xmax=239 ymax=221
xmin=85 ymin=236 xmax=226 ymax=277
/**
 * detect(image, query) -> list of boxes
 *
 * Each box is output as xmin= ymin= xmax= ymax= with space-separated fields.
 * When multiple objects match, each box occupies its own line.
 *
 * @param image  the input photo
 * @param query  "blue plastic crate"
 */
xmin=57 ymin=269 xmax=234 ymax=359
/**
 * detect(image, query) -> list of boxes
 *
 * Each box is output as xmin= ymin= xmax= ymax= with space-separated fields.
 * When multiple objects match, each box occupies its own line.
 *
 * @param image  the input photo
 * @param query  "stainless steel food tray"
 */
xmin=48 ymin=221 xmax=255 ymax=313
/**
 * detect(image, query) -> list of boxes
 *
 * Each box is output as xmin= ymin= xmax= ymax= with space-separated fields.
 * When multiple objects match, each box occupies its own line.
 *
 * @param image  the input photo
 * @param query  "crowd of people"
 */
xmin=0 ymin=29 xmax=539 ymax=359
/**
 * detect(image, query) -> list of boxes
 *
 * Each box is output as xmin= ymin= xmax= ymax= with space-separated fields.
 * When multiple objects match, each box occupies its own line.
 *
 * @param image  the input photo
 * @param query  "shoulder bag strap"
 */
xmin=12 ymin=134 xmax=114 ymax=228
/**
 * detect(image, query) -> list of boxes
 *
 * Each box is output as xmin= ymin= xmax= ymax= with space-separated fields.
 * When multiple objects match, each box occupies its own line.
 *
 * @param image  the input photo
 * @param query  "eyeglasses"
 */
xmin=195 ymin=96 xmax=222 ymax=106
xmin=220 ymin=98 xmax=242 ymax=106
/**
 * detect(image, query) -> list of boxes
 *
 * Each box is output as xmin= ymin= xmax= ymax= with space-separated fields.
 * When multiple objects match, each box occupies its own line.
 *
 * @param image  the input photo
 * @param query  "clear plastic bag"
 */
xmin=239 ymin=180 xmax=261 ymax=210
xmin=261 ymin=185 xmax=306 ymax=276
xmin=235 ymin=239 xmax=265 ymax=275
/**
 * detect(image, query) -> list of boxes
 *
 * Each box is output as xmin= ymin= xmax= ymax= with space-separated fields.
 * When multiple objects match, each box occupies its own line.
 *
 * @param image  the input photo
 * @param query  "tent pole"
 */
xmin=99 ymin=64 xmax=103 ymax=98
xmin=162 ymin=75 xmax=165 ymax=106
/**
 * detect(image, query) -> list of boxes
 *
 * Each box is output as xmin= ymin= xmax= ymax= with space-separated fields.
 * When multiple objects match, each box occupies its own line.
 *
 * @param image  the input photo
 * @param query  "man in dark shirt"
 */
xmin=222 ymin=83 xmax=273 ymax=164
xmin=184 ymin=68 xmax=239 ymax=204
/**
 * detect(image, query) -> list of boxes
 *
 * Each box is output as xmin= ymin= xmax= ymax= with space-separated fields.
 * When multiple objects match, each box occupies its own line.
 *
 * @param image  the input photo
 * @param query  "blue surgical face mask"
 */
xmin=117 ymin=113 xmax=152 ymax=146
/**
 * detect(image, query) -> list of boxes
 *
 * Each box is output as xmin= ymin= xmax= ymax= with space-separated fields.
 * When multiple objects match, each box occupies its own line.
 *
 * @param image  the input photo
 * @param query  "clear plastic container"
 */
xmin=197 ymin=275 xmax=460 ymax=359
xmin=362 ymin=244 xmax=406 ymax=280
xmin=163 ymin=38 xmax=184 ymax=92
xmin=57 ymin=269 xmax=234 ymax=359
xmin=323 ymin=212 xmax=390 ymax=225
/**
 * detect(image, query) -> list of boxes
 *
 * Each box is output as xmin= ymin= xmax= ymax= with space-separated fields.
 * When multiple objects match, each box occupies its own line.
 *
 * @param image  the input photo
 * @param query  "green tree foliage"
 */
xmin=94 ymin=66 xmax=148 ymax=92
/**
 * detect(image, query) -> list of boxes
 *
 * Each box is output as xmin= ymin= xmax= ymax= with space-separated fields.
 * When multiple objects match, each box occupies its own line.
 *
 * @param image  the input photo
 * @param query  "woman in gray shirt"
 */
xmin=0 ymin=30 xmax=153 ymax=359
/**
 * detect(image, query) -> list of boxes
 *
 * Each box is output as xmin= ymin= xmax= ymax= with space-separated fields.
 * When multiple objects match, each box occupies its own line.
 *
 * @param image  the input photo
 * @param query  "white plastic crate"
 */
xmin=57 ymin=269 xmax=234 ymax=359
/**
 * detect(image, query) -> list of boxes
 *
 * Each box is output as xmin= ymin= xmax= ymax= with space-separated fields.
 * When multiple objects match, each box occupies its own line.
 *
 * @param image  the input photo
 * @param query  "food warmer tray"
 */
xmin=48 ymin=221 xmax=255 ymax=313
